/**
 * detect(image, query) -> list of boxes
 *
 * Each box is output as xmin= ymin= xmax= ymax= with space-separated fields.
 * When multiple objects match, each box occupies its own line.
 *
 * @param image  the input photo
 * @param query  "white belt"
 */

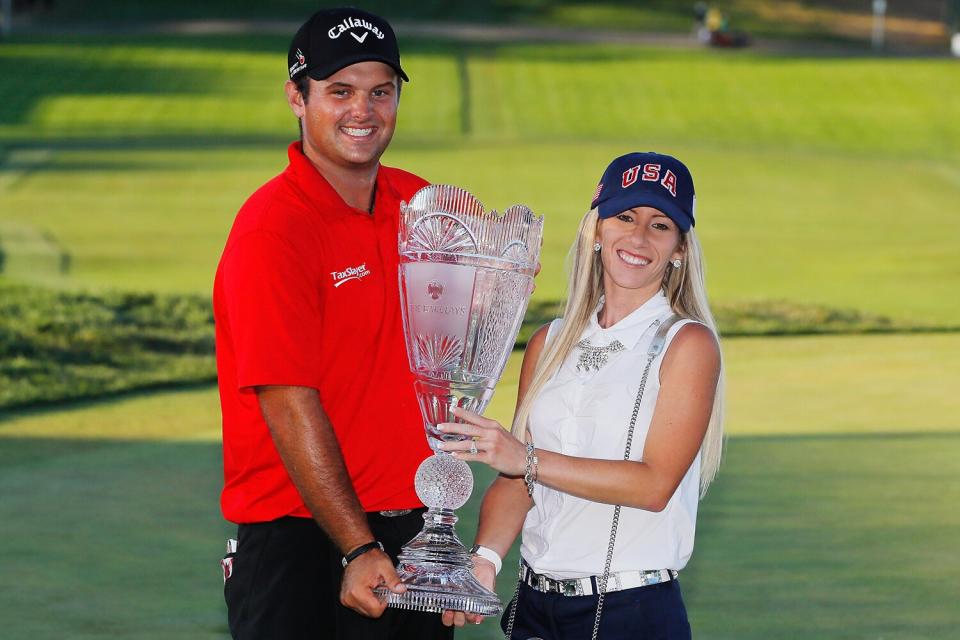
xmin=521 ymin=560 xmax=677 ymax=597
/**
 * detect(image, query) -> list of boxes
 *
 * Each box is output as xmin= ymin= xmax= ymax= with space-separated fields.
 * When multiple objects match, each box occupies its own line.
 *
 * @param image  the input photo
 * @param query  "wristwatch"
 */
xmin=468 ymin=543 xmax=503 ymax=575
xmin=341 ymin=541 xmax=384 ymax=568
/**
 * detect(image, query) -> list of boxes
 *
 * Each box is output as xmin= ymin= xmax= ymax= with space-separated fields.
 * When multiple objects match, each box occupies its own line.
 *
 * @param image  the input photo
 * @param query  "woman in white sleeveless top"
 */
xmin=439 ymin=152 xmax=724 ymax=639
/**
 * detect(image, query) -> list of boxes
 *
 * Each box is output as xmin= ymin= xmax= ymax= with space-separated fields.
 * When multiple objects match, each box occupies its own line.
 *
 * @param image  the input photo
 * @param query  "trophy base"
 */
xmin=374 ymin=563 xmax=503 ymax=616
xmin=373 ymin=456 xmax=503 ymax=616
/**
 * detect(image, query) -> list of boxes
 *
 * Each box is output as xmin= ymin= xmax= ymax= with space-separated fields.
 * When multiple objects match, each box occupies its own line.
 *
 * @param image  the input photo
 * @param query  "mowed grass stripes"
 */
xmin=1 ymin=142 xmax=958 ymax=323
xmin=1 ymin=32 xmax=958 ymax=639
xmin=0 ymin=37 xmax=462 ymax=143
xmin=469 ymin=45 xmax=960 ymax=157
xmin=2 ymin=38 xmax=959 ymax=156
xmin=3 ymin=330 xmax=959 ymax=639
xmin=3 ymin=430 xmax=955 ymax=640
xmin=2 ymin=37 xmax=958 ymax=323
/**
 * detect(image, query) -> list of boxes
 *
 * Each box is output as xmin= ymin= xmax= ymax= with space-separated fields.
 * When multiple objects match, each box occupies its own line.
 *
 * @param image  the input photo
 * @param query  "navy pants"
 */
xmin=501 ymin=580 xmax=692 ymax=639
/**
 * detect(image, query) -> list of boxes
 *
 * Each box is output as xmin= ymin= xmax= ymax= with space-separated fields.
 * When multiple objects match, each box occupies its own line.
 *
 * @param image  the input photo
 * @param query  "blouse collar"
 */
xmin=583 ymin=290 xmax=673 ymax=350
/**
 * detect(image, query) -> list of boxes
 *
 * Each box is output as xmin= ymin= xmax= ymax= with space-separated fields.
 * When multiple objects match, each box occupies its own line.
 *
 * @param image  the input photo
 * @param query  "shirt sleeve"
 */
xmin=220 ymin=229 xmax=324 ymax=392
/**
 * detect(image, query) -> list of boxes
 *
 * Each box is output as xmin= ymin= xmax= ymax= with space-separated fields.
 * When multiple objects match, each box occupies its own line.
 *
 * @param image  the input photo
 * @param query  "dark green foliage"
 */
xmin=2 ymin=284 xmax=952 ymax=410
xmin=710 ymin=300 xmax=950 ymax=337
xmin=0 ymin=284 xmax=214 ymax=410
xmin=515 ymin=297 xmax=953 ymax=347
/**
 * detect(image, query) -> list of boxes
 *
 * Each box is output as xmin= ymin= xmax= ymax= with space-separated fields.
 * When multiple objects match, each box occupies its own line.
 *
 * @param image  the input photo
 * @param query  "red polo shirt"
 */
xmin=214 ymin=142 xmax=432 ymax=523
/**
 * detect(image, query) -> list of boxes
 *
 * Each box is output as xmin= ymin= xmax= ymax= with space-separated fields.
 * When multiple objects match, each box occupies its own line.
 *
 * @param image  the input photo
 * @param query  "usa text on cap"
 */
xmin=591 ymin=152 xmax=696 ymax=232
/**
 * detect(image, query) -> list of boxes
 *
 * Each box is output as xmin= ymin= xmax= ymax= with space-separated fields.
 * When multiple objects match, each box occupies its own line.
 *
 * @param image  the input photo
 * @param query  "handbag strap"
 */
xmin=504 ymin=313 xmax=681 ymax=640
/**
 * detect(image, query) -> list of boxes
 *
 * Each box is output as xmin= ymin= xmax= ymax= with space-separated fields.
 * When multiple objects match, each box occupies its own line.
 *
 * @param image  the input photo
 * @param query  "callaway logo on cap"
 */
xmin=591 ymin=152 xmax=696 ymax=231
xmin=288 ymin=7 xmax=408 ymax=82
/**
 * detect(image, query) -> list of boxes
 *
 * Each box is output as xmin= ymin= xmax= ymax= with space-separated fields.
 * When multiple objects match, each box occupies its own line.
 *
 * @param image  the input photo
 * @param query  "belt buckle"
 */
xmin=562 ymin=580 xmax=580 ymax=597
xmin=643 ymin=569 xmax=668 ymax=586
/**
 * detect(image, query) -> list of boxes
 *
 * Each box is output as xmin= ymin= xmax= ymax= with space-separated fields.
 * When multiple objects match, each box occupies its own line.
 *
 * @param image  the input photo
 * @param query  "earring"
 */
xmin=671 ymin=259 xmax=682 ymax=269
xmin=593 ymin=242 xmax=601 ymax=253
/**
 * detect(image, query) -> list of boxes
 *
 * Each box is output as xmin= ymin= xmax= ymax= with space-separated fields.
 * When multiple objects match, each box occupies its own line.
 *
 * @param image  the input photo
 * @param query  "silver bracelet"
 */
xmin=524 ymin=442 xmax=539 ymax=496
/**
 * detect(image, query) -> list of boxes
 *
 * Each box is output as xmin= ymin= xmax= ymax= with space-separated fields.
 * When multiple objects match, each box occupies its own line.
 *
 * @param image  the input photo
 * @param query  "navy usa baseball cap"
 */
xmin=590 ymin=152 xmax=696 ymax=231
xmin=288 ymin=8 xmax=409 ymax=82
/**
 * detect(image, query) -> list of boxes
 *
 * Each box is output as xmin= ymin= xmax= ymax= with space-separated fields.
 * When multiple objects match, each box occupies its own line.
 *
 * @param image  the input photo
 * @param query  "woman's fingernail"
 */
xmin=436 ymin=424 xmax=445 ymax=432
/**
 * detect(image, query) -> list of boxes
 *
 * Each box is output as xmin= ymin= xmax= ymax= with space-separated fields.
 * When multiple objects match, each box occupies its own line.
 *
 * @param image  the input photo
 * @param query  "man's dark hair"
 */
xmin=296 ymin=77 xmax=310 ymax=141
xmin=295 ymin=76 xmax=312 ymax=104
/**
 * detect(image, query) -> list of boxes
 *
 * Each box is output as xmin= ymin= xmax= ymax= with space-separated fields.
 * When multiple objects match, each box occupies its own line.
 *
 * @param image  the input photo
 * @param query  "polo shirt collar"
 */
xmin=286 ymin=141 xmax=387 ymax=216
xmin=583 ymin=290 xmax=672 ymax=350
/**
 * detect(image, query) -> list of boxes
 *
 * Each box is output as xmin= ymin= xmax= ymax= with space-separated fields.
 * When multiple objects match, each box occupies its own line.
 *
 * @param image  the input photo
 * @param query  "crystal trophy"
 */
xmin=373 ymin=185 xmax=543 ymax=615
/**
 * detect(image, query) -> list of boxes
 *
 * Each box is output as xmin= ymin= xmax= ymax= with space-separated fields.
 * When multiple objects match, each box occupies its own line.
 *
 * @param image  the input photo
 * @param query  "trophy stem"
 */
xmin=373 ymin=454 xmax=502 ymax=615
xmin=393 ymin=507 xmax=472 ymax=569
xmin=424 ymin=507 xmax=460 ymax=529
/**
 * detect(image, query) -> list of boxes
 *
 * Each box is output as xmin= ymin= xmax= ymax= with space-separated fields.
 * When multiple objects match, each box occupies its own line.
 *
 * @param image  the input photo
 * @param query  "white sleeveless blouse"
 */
xmin=520 ymin=291 xmax=701 ymax=579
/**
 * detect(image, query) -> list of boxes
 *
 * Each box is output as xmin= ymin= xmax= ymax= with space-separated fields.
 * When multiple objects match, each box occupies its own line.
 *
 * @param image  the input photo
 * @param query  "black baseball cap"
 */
xmin=591 ymin=152 xmax=696 ymax=232
xmin=288 ymin=8 xmax=408 ymax=82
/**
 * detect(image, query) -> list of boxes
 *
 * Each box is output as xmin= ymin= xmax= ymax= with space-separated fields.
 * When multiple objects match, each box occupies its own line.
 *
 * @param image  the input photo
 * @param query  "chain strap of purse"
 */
xmin=591 ymin=314 xmax=678 ymax=639
xmin=505 ymin=314 xmax=679 ymax=640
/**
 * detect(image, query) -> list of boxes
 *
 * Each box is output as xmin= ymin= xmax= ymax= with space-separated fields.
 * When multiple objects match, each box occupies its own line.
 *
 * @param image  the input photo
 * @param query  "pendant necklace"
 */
xmin=575 ymin=317 xmax=663 ymax=371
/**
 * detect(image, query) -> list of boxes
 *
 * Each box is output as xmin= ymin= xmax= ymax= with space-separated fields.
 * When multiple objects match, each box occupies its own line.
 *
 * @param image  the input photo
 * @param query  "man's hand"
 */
xmin=441 ymin=556 xmax=497 ymax=627
xmin=340 ymin=549 xmax=406 ymax=618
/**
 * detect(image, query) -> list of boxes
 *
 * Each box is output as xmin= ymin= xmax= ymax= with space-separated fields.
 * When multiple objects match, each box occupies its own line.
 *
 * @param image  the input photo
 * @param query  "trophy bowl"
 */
xmin=373 ymin=185 xmax=543 ymax=615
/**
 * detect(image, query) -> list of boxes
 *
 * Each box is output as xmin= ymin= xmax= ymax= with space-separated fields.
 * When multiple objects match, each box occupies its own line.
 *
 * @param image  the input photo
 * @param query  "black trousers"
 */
xmin=501 ymin=580 xmax=692 ymax=640
xmin=225 ymin=511 xmax=453 ymax=640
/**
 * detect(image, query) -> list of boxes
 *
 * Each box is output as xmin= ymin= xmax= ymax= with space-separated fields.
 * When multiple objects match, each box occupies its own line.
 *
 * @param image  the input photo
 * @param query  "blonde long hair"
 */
xmin=511 ymin=208 xmax=725 ymax=497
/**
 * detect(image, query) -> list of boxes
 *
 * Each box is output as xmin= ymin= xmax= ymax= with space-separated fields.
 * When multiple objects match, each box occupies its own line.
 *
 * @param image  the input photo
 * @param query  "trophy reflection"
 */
xmin=373 ymin=185 xmax=542 ymax=615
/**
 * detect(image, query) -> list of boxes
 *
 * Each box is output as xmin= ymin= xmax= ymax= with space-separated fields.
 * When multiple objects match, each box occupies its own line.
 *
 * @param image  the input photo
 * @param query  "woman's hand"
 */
xmin=440 ymin=555 xmax=497 ymax=627
xmin=436 ymin=407 xmax=528 ymax=476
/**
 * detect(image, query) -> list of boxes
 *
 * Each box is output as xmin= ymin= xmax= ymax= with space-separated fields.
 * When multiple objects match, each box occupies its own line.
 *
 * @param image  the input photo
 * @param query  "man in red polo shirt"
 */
xmin=213 ymin=8 xmax=452 ymax=639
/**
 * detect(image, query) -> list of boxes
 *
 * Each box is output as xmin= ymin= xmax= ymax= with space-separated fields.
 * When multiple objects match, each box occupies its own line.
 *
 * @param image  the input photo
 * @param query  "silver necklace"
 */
xmin=575 ymin=338 xmax=625 ymax=371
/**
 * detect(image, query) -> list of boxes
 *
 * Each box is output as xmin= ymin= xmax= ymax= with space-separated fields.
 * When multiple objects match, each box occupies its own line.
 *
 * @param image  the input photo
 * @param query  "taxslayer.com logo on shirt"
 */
xmin=331 ymin=262 xmax=371 ymax=288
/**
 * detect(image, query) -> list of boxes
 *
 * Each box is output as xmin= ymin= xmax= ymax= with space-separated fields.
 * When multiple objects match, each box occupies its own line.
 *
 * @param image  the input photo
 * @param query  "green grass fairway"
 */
xmin=722 ymin=333 xmax=960 ymax=435
xmin=1 ymin=437 xmax=231 ymax=640
xmin=2 ymin=37 xmax=959 ymax=323
xmin=684 ymin=431 xmax=960 ymax=640
xmin=2 ymin=334 xmax=958 ymax=638
xmin=2 ymin=31 xmax=958 ymax=640
xmin=1 ymin=142 xmax=957 ymax=324
xmin=486 ymin=333 xmax=960 ymax=438
xmin=7 ymin=333 xmax=958 ymax=442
